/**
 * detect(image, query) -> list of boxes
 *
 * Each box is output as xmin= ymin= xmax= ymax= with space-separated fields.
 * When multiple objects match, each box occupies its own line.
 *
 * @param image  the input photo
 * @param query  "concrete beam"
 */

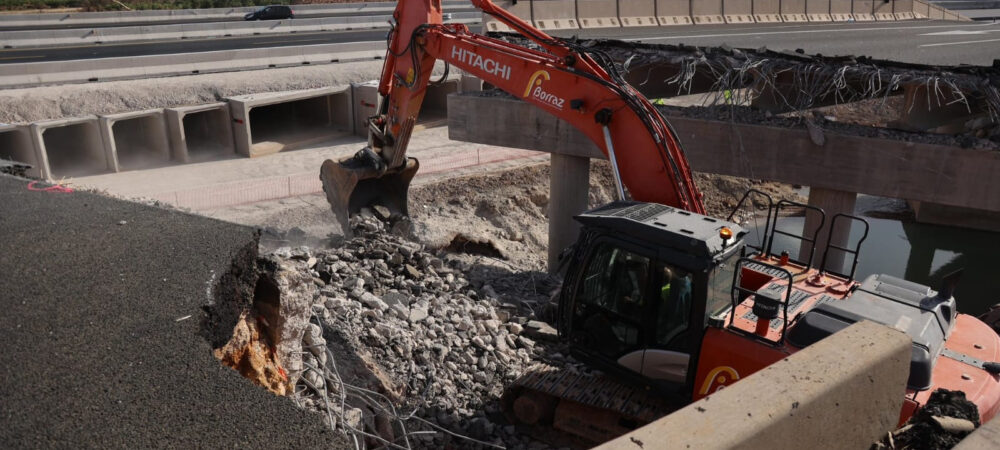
xmin=596 ymin=320 xmax=911 ymax=450
xmin=165 ymin=102 xmax=236 ymax=164
xmin=99 ymin=109 xmax=171 ymax=172
xmin=446 ymin=94 xmax=1000 ymax=213
xmin=228 ymin=86 xmax=353 ymax=158
xmin=30 ymin=116 xmax=110 ymax=180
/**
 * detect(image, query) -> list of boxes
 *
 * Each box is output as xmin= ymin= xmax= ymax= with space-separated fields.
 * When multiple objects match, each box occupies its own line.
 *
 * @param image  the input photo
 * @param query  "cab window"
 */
xmin=574 ymin=243 xmax=651 ymax=354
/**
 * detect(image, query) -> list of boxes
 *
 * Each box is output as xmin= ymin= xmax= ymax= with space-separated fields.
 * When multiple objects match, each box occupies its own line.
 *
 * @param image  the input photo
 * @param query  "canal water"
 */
xmin=744 ymin=197 xmax=1000 ymax=316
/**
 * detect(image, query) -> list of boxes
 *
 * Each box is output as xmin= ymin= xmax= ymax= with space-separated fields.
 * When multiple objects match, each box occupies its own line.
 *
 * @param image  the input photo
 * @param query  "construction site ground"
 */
xmin=1 ymin=122 xmax=802 ymax=446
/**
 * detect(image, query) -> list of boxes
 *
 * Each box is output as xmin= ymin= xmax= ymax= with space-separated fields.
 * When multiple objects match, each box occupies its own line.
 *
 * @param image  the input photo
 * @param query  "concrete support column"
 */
xmin=800 ymin=187 xmax=857 ymax=273
xmin=548 ymin=153 xmax=591 ymax=273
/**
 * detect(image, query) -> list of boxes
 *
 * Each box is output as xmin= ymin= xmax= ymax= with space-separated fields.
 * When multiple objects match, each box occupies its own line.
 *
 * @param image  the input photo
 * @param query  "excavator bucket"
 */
xmin=319 ymin=150 xmax=419 ymax=237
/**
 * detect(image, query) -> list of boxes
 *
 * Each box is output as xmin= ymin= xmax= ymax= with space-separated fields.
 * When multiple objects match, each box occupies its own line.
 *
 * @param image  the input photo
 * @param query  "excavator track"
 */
xmin=501 ymin=363 xmax=679 ymax=446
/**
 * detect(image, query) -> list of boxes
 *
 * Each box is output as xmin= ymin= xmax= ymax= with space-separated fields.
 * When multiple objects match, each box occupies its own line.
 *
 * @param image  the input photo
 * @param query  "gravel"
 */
xmin=262 ymin=211 xmax=577 ymax=448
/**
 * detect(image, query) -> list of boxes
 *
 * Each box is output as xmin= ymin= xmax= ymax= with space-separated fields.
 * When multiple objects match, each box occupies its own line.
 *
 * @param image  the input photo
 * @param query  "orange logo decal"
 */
xmin=699 ymin=366 xmax=740 ymax=395
xmin=523 ymin=70 xmax=550 ymax=97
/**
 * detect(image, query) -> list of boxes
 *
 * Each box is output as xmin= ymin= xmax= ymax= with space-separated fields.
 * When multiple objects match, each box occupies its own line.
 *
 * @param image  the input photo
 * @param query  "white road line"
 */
xmin=920 ymin=37 xmax=1000 ymax=47
xmin=622 ymin=22 xmax=997 ymax=42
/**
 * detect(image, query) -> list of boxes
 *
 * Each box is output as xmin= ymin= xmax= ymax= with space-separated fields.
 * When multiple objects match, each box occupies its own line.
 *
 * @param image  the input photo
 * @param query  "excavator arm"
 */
xmin=320 ymin=0 xmax=705 ymax=235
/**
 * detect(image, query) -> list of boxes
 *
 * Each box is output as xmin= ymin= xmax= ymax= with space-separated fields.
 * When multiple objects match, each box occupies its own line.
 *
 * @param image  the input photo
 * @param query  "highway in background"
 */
xmin=0 ymin=19 xmax=997 ymax=67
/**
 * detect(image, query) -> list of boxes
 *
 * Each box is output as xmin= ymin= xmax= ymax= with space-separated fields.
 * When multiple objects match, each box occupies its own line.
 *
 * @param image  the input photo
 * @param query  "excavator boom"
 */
xmin=320 ymin=0 xmax=704 ymax=235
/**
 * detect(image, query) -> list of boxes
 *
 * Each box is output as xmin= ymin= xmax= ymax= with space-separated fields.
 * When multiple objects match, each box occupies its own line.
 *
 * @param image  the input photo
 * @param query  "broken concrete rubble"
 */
xmin=261 ymin=212 xmax=578 ymax=448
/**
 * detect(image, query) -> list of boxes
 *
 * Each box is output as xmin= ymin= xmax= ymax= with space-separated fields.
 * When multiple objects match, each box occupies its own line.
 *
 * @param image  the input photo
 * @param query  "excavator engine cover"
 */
xmin=319 ymin=147 xmax=419 ymax=237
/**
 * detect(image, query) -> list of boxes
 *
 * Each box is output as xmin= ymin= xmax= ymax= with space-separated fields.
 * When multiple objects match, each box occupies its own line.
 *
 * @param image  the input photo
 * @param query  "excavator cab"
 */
xmin=558 ymin=201 xmax=745 ymax=396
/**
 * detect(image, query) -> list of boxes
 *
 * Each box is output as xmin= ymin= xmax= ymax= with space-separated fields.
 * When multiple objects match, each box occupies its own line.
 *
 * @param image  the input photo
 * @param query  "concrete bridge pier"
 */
xmin=547 ymin=153 xmax=591 ymax=273
xmin=800 ymin=187 xmax=858 ymax=274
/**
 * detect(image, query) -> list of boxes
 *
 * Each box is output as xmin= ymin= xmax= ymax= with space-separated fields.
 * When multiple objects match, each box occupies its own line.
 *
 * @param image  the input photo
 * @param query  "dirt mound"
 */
xmin=873 ymin=389 xmax=980 ymax=450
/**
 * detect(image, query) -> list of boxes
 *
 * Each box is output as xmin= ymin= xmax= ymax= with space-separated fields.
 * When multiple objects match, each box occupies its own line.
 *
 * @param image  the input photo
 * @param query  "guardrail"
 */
xmin=0 ymin=13 xmax=481 ymax=49
xmin=0 ymin=41 xmax=387 ymax=89
xmin=0 ymin=1 xmax=475 ymax=30
xmin=484 ymin=0 xmax=970 ymax=30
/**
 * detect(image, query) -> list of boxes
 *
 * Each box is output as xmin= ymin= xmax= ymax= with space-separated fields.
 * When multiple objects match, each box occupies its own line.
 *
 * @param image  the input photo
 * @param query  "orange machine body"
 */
xmin=693 ymin=253 xmax=1000 ymax=425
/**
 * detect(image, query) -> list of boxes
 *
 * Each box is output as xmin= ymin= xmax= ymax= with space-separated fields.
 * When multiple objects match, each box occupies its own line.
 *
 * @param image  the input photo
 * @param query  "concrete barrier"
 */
xmin=853 ymin=0 xmax=877 ymax=20
xmin=165 ymin=103 xmax=235 ymax=164
xmin=806 ymin=0 xmax=833 ymax=21
xmin=228 ymin=86 xmax=353 ymax=158
xmin=29 ymin=116 xmax=110 ymax=179
xmin=484 ymin=0 xmax=532 ymax=32
xmin=752 ymin=0 xmax=784 ymax=23
xmin=595 ymin=321 xmax=911 ymax=450
xmin=913 ymin=0 xmax=931 ymax=18
xmin=0 ymin=2 xmax=465 ymax=30
xmin=578 ymin=0 xmax=622 ymax=28
xmin=0 ymin=124 xmax=42 ymax=178
xmin=830 ymin=0 xmax=855 ymax=20
xmin=0 ymin=42 xmax=386 ymax=89
xmin=0 ymin=16 xmax=397 ymax=49
xmin=655 ymin=0 xmax=693 ymax=25
xmin=0 ymin=13 xmax=481 ymax=49
xmin=723 ymin=0 xmax=756 ymax=23
xmin=99 ymin=109 xmax=172 ymax=172
xmin=781 ymin=0 xmax=809 ymax=22
xmin=618 ymin=0 xmax=659 ymax=27
xmin=692 ymin=0 xmax=726 ymax=24
xmin=531 ymin=0 xmax=579 ymax=29
xmin=894 ymin=0 xmax=916 ymax=20
xmin=874 ymin=0 xmax=897 ymax=20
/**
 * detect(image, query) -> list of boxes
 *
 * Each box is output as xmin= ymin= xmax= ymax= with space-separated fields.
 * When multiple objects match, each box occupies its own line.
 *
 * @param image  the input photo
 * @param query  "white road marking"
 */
xmin=922 ymin=27 xmax=1000 ymax=36
xmin=920 ymin=37 xmax=1000 ymax=47
xmin=622 ymin=22 xmax=997 ymax=42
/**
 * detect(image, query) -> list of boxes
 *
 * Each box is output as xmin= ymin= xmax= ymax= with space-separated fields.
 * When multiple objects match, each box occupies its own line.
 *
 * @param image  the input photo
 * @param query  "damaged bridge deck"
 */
xmin=0 ymin=174 xmax=344 ymax=447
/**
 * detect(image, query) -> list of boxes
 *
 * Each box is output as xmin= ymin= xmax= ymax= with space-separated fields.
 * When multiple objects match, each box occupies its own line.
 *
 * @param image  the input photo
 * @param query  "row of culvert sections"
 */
xmin=0 ymin=77 xmax=463 ymax=180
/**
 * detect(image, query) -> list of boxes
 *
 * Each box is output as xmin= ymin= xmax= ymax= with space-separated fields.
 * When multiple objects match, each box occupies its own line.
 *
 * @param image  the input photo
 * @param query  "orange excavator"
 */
xmin=319 ymin=0 xmax=1000 ymax=445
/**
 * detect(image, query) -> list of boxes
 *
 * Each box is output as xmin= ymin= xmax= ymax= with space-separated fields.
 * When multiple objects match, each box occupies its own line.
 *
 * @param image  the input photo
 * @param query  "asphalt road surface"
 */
xmin=0 ymin=19 xmax=997 ymax=67
xmin=0 ymin=174 xmax=345 ymax=447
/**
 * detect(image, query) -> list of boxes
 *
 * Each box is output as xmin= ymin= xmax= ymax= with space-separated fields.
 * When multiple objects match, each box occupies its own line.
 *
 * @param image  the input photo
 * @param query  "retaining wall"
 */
xmin=99 ymin=109 xmax=172 ymax=172
xmin=874 ymin=0 xmax=897 ymax=20
xmin=166 ymin=103 xmax=236 ymax=163
xmin=229 ymin=86 xmax=353 ymax=158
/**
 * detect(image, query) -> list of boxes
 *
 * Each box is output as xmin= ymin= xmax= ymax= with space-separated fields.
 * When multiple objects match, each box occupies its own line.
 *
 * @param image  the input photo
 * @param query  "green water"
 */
xmin=746 ymin=213 xmax=1000 ymax=316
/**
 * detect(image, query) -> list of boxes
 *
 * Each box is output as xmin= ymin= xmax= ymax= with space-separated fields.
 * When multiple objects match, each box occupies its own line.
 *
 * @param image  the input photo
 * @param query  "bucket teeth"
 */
xmin=319 ymin=148 xmax=419 ymax=237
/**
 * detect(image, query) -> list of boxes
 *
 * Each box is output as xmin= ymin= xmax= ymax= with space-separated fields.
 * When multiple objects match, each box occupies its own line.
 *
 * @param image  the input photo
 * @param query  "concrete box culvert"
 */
xmin=229 ymin=86 xmax=353 ymax=158
xmin=0 ymin=124 xmax=42 ymax=178
xmin=351 ymin=76 xmax=461 ymax=137
xmin=166 ymin=103 xmax=236 ymax=164
xmin=100 ymin=109 xmax=172 ymax=172
xmin=30 ymin=117 xmax=109 ymax=179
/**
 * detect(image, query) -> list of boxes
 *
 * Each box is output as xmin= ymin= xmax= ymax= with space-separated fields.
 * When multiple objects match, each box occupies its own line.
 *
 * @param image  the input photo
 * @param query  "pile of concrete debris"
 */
xmin=271 ymin=211 xmax=572 ymax=449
